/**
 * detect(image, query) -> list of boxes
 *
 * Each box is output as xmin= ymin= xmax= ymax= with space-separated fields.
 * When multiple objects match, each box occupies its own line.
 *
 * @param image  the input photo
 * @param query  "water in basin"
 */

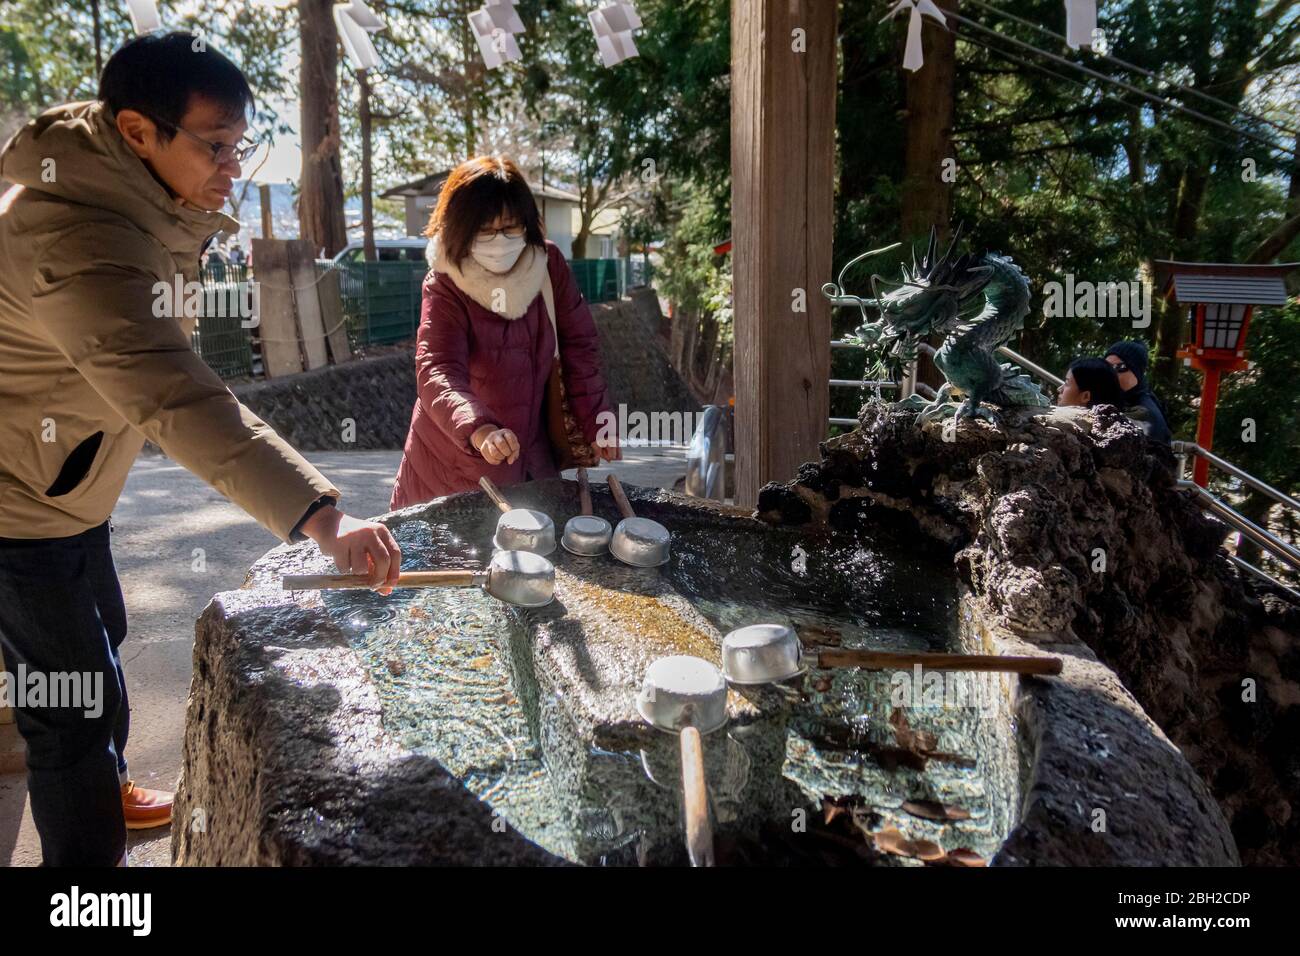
xmin=322 ymin=505 xmax=1019 ymax=865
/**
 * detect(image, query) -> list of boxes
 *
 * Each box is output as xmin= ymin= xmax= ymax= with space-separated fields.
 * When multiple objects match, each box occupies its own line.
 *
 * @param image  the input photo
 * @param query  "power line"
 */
xmin=964 ymin=0 xmax=1300 ymax=143
xmin=954 ymin=27 xmax=1134 ymax=121
xmin=945 ymin=10 xmax=1297 ymax=159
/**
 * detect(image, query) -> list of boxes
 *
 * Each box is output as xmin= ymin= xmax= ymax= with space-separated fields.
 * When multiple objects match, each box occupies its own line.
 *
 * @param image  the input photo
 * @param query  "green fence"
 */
xmin=327 ymin=260 xmax=428 ymax=349
xmin=191 ymin=263 xmax=255 ymax=379
xmin=190 ymin=255 xmax=652 ymax=379
xmin=571 ymin=258 xmax=621 ymax=304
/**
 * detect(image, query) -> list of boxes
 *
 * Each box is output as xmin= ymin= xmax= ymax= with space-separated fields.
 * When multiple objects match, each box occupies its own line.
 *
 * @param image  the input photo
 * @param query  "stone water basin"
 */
xmin=173 ymin=477 xmax=1234 ymax=866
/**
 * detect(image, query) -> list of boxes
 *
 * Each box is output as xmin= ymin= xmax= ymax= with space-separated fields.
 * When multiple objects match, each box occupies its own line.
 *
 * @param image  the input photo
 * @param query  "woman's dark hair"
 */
xmin=99 ymin=32 xmax=255 ymax=140
xmin=1068 ymin=358 xmax=1123 ymax=407
xmin=427 ymin=156 xmax=546 ymax=266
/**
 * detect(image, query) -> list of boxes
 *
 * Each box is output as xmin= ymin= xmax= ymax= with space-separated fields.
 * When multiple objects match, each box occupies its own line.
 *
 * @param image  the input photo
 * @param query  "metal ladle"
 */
xmin=720 ymin=623 xmax=1064 ymax=685
xmin=282 ymin=549 xmax=556 ymax=608
xmin=636 ymin=655 xmax=727 ymax=867
xmin=561 ymin=467 xmax=612 ymax=556
xmin=606 ymin=474 xmax=671 ymax=568
xmin=480 ymin=476 xmax=556 ymax=556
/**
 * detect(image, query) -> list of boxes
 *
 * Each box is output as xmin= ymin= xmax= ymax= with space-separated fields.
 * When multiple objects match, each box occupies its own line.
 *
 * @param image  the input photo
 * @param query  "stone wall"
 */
xmin=208 ymin=288 xmax=695 ymax=453
xmin=757 ymin=402 xmax=1300 ymax=865
xmin=598 ymin=287 xmax=700 ymax=420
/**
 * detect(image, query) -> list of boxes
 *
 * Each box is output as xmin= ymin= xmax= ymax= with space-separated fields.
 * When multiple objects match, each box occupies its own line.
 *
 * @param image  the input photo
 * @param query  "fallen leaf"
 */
xmin=822 ymin=794 xmax=863 ymax=826
xmin=872 ymin=827 xmax=911 ymax=856
xmin=912 ymin=839 xmax=946 ymax=861
xmin=902 ymin=799 xmax=972 ymax=822
xmin=385 ymin=658 xmax=406 ymax=676
xmin=890 ymin=709 xmax=939 ymax=754
xmin=872 ymin=827 xmax=944 ymax=860
xmin=798 ymin=623 xmax=842 ymax=647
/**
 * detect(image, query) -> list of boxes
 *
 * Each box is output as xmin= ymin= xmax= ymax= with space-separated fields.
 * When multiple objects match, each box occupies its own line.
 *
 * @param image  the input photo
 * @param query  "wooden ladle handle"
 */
xmin=577 ymin=467 xmax=594 ymax=517
xmin=479 ymin=476 xmax=512 ymax=513
xmin=679 ymin=726 xmax=714 ymax=867
xmin=282 ymin=570 xmax=481 ymax=590
xmin=606 ymin=474 xmax=636 ymax=520
xmin=814 ymin=648 xmax=1063 ymax=676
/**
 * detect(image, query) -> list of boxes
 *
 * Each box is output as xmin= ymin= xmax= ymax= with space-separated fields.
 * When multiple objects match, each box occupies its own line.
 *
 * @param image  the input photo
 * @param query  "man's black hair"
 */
xmin=98 ymin=32 xmax=254 ymax=141
xmin=1068 ymin=357 xmax=1123 ymax=408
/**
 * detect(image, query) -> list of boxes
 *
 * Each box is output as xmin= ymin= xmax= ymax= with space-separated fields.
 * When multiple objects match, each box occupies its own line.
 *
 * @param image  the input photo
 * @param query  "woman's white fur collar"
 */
xmin=427 ymin=237 xmax=546 ymax=319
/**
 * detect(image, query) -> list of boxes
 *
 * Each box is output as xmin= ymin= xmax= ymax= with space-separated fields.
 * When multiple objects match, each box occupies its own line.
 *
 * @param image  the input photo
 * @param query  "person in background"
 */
xmin=205 ymin=240 xmax=229 ymax=280
xmin=1056 ymin=357 xmax=1124 ymax=409
xmin=0 ymin=31 xmax=400 ymax=867
xmin=1104 ymin=341 xmax=1172 ymax=443
xmin=390 ymin=155 xmax=619 ymax=506
xmin=228 ymin=240 xmax=246 ymax=266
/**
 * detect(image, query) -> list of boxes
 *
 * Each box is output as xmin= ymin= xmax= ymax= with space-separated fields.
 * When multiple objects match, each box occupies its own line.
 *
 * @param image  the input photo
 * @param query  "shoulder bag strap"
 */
xmin=540 ymin=269 xmax=559 ymax=360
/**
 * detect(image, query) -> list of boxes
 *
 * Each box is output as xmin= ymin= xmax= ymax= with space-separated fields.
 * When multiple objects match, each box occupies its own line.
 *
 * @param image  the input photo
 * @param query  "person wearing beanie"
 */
xmin=1104 ymin=341 xmax=1172 ymax=444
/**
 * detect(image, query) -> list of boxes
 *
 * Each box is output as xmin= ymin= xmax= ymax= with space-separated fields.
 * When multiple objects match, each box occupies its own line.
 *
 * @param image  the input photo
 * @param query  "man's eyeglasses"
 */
xmin=144 ymin=113 xmax=261 ymax=165
xmin=476 ymin=225 xmax=526 ymax=241
xmin=1111 ymin=361 xmax=1130 ymax=374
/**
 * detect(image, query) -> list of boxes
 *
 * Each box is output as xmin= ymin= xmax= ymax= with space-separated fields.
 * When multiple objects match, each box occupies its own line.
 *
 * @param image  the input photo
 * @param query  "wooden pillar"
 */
xmin=1192 ymin=366 xmax=1222 ymax=488
xmin=259 ymin=183 xmax=274 ymax=239
xmin=731 ymin=0 xmax=838 ymax=508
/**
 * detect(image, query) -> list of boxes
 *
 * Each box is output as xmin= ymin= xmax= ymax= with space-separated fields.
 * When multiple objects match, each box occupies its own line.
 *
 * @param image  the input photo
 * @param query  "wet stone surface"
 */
xmin=175 ymin=479 xmax=1021 ymax=865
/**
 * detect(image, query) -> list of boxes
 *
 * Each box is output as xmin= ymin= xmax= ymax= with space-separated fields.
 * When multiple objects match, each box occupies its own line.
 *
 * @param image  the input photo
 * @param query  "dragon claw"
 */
xmin=917 ymin=402 xmax=957 ymax=422
xmin=957 ymin=399 xmax=999 ymax=423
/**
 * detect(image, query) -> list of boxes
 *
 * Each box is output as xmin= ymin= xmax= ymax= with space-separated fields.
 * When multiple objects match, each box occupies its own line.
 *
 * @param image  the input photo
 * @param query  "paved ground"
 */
xmin=0 ymin=444 xmax=688 ymax=867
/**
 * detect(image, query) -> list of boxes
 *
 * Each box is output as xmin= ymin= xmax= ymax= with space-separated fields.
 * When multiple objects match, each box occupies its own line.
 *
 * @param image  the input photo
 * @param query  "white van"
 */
xmin=331 ymin=237 xmax=428 ymax=265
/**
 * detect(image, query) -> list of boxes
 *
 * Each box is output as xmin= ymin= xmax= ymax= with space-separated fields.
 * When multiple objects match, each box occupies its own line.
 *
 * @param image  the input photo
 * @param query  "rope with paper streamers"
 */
xmin=881 ymin=0 xmax=949 ymax=72
xmin=965 ymin=0 xmax=1299 ymax=143
xmin=947 ymin=9 xmax=1297 ymax=158
xmin=877 ymin=0 xmax=1296 ymax=159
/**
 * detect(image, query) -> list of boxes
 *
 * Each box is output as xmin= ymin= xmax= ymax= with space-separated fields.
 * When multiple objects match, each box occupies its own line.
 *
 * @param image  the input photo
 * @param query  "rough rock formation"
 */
xmin=175 ymin=475 xmax=1240 ymax=866
xmin=757 ymin=401 xmax=1299 ymax=865
xmin=171 ymin=562 xmax=567 ymax=866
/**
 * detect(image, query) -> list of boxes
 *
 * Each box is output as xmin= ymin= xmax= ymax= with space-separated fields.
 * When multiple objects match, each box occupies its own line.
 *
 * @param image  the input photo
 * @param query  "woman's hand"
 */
xmin=592 ymin=434 xmax=621 ymax=462
xmin=472 ymin=425 xmax=520 ymax=465
xmin=300 ymin=505 xmax=402 ymax=594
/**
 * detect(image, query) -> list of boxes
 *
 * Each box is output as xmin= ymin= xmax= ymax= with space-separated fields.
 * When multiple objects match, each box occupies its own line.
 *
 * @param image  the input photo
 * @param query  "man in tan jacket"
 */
xmin=0 ymin=32 xmax=401 ymax=865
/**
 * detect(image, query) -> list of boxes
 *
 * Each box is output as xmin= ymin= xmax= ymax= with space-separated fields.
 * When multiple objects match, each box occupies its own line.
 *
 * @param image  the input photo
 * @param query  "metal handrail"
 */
xmin=828 ymin=339 xmax=899 ymax=427
xmin=1179 ymin=480 xmax=1300 ymax=575
xmin=685 ymin=404 xmax=728 ymax=501
xmin=831 ymin=379 xmax=897 ymax=389
xmin=996 ymin=345 xmax=1065 ymax=388
xmin=1228 ymin=554 xmax=1300 ymax=604
xmin=1172 ymin=441 xmax=1300 ymax=516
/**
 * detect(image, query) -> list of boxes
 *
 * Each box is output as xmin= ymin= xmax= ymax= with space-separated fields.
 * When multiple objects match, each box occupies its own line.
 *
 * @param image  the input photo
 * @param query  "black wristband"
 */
xmin=289 ymin=495 xmax=338 ymax=543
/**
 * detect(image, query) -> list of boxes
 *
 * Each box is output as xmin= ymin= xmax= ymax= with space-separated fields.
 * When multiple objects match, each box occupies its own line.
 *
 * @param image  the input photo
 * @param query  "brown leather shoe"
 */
xmin=121 ymin=781 xmax=173 ymax=831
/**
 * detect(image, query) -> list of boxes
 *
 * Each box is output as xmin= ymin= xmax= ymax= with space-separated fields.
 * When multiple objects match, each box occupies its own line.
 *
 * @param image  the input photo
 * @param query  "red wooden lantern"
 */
xmin=1155 ymin=260 xmax=1297 ymax=486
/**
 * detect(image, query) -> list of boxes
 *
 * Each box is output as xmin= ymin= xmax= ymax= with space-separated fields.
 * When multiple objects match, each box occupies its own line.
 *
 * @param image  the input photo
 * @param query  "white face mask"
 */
xmin=470 ymin=233 xmax=527 ymax=273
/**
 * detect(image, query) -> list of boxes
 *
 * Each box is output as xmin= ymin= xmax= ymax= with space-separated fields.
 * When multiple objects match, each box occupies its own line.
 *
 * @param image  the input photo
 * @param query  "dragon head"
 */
xmin=825 ymin=225 xmax=992 ymax=379
xmin=875 ymin=224 xmax=991 ymax=334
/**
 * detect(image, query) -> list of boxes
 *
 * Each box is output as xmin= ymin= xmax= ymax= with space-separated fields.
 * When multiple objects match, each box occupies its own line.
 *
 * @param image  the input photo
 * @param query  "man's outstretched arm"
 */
xmin=31 ymin=232 xmax=400 ymax=587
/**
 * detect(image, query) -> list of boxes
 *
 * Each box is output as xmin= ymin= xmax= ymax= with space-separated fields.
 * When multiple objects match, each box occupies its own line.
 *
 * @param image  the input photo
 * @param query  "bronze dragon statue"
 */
xmin=822 ymin=226 xmax=1050 ymax=421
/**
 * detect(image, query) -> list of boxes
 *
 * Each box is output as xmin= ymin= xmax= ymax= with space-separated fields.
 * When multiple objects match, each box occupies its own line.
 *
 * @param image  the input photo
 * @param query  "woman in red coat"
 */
xmin=391 ymin=156 xmax=619 ymax=507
